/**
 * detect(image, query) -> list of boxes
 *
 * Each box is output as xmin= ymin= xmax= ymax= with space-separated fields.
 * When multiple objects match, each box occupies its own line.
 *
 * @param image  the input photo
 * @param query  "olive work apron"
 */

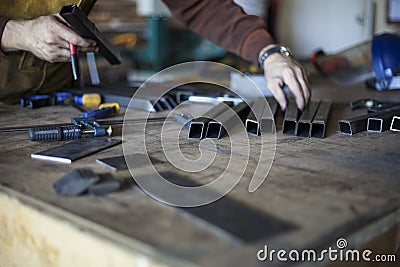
xmin=0 ymin=0 xmax=96 ymax=103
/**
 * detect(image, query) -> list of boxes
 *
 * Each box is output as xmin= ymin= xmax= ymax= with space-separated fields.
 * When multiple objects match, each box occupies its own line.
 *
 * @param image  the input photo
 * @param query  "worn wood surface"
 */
xmin=0 ymin=71 xmax=400 ymax=266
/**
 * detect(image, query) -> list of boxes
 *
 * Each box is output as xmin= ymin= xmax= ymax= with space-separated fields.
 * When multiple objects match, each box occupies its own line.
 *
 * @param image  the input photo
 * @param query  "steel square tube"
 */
xmin=59 ymin=5 xmax=122 ymax=65
xmin=296 ymin=100 xmax=321 ymax=137
xmin=188 ymin=103 xmax=228 ymax=139
xmin=260 ymin=97 xmax=279 ymax=134
xmin=206 ymin=102 xmax=250 ymax=139
xmin=339 ymin=106 xmax=400 ymax=135
xmin=310 ymin=100 xmax=332 ymax=139
xmin=367 ymin=118 xmax=385 ymax=132
xmin=282 ymin=99 xmax=299 ymax=135
xmin=367 ymin=110 xmax=400 ymax=132
xmin=390 ymin=116 xmax=400 ymax=132
xmin=246 ymin=97 xmax=268 ymax=136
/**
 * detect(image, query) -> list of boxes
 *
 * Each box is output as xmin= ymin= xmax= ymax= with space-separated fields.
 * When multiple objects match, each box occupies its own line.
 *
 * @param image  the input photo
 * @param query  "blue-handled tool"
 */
xmin=82 ymin=103 xmax=120 ymax=119
xmin=20 ymin=92 xmax=101 ymax=109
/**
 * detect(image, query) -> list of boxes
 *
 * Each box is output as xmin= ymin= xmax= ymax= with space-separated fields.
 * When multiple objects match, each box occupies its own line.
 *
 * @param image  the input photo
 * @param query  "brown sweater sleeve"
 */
xmin=0 ymin=16 xmax=10 ymax=57
xmin=162 ymin=0 xmax=275 ymax=65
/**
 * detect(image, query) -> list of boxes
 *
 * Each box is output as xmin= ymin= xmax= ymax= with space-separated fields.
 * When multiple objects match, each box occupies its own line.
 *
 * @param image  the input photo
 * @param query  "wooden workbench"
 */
xmin=0 ymin=69 xmax=399 ymax=267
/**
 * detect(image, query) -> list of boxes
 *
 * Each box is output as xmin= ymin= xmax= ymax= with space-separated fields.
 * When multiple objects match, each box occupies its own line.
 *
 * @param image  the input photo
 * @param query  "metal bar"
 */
xmin=339 ymin=106 xmax=400 ymax=135
xmin=260 ymin=97 xmax=278 ymax=134
xmin=0 ymin=117 xmax=173 ymax=133
xmin=188 ymin=103 xmax=228 ymax=139
xmin=282 ymin=99 xmax=299 ymax=135
xmin=86 ymin=52 xmax=100 ymax=85
xmin=367 ymin=110 xmax=400 ymax=132
xmin=246 ymin=97 xmax=268 ymax=136
xmin=59 ymin=5 xmax=121 ymax=65
xmin=31 ymin=138 xmax=122 ymax=164
xmin=390 ymin=116 xmax=400 ymax=132
xmin=310 ymin=100 xmax=332 ymax=138
xmin=205 ymin=102 xmax=250 ymax=139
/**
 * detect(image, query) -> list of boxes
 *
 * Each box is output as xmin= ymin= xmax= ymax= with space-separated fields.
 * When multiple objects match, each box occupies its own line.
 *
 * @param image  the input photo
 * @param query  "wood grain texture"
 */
xmin=1 ymin=72 xmax=400 ymax=266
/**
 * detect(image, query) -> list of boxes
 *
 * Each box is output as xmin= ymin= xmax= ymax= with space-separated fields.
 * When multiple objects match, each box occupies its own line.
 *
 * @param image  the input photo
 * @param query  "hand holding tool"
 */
xmin=350 ymin=98 xmax=399 ymax=113
xmin=69 ymin=43 xmax=79 ymax=80
xmin=20 ymin=92 xmax=101 ymax=109
xmin=59 ymin=5 xmax=121 ymax=65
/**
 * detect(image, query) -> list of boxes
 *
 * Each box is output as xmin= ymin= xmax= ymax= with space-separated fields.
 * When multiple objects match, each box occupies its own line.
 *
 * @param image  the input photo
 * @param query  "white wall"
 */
xmin=276 ymin=0 xmax=376 ymax=58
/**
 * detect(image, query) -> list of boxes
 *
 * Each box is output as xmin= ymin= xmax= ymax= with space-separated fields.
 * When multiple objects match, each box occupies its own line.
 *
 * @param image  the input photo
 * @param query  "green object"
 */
xmin=133 ymin=17 xmax=226 ymax=71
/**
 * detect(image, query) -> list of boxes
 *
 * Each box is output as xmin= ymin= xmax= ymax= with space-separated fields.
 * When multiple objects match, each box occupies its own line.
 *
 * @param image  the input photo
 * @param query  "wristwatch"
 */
xmin=258 ymin=45 xmax=293 ymax=69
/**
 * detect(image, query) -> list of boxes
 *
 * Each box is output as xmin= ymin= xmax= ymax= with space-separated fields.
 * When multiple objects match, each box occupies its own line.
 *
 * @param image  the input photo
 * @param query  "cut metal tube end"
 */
xmin=390 ymin=116 xmax=400 ymax=132
xmin=206 ymin=121 xmax=223 ymax=139
xmin=310 ymin=122 xmax=326 ymax=139
xmin=246 ymin=119 xmax=260 ymax=136
xmin=339 ymin=105 xmax=400 ymax=135
xmin=338 ymin=120 xmax=356 ymax=135
xmin=295 ymin=100 xmax=321 ymax=137
xmin=367 ymin=118 xmax=384 ymax=132
xmin=188 ymin=121 xmax=206 ymax=139
xmin=283 ymin=120 xmax=297 ymax=135
xmin=246 ymin=97 xmax=267 ymax=136
xmin=282 ymin=99 xmax=299 ymax=135
xmin=296 ymin=122 xmax=312 ymax=137
xmin=310 ymin=100 xmax=332 ymax=139
xmin=188 ymin=103 xmax=228 ymax=140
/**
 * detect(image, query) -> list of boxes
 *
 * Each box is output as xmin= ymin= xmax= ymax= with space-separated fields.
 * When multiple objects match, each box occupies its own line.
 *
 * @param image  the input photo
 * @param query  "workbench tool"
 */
xmin=20 ymin=92 xmax=101 ymax=109
xmin=29 ymin=117 xmax=112 ymax=141
xmin=82 ymin=103 xmax=120 ymax=119
xmin=350 ymin=98 xmax=398 ymax=113
xmin=31 ymin=138 xmax=122 ymax=164
xmin=0 ymin=116 xmax=174 ymax=133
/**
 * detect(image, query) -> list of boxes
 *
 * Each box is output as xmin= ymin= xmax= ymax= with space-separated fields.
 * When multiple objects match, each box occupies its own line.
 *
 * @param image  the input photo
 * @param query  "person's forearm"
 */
xmin=162 ymin=0 xmax=274 ymax=65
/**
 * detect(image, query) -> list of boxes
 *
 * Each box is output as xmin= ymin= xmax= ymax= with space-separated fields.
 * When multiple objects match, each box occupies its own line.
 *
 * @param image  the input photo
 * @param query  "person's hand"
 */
xmin=261 ymin=45 xmax=311 ymax=111
xmin=1 ymin=14 xmax=98 ymax=62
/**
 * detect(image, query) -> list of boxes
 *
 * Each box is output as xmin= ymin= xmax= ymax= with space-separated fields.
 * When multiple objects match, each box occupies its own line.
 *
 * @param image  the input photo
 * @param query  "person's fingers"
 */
xmin=296 ymin=66 xmax=311 ymax=103
xmin=53 ymin=18 xmax=96 ymax=48
xmin=282 ymin=68 xmax=306 ymax=110
xmin=45 ymin=47 xmax=71 ymax=63
xmin=266 ymin=78 xmax=288 ymax=111
xmin=78 ymin=46 xmax=99 ymax=53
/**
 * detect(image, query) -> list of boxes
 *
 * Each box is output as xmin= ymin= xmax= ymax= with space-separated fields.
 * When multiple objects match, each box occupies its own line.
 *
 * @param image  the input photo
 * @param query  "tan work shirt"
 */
xmin=0 ymin=0 xmax=96 ymax=103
